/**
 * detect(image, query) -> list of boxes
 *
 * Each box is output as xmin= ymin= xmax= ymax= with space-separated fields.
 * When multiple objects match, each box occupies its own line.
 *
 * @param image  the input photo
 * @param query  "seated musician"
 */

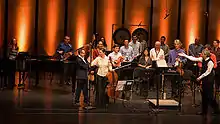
xmin=7 ymin=38 xmax=19 ymax=89
xmin=119 ymin=39 xmax=134 ymax=62
xmin=56 ymin=36 xmax=74 ymax=85
xmin=168 ymin=39 xmax=187 ymax=97
xmin=134 ymin=48 xmax=153 ymax=96
xmin=108 ymin=44 xmax=123 ymax=68
xmin=56 ymin=36 xmax=73 ymax=60
xmin=91 ymin=48 xmax=113 ymax=108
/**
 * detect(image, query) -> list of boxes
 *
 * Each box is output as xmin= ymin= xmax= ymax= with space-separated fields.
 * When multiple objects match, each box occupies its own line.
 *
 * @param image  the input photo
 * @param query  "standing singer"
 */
xmin=91 ymin=49 xmax=113 ymax=107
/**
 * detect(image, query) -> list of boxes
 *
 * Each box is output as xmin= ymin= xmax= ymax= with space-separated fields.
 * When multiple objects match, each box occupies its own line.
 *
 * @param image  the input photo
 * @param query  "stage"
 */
xmin=0 ymin=76 xmax=220 ymax=124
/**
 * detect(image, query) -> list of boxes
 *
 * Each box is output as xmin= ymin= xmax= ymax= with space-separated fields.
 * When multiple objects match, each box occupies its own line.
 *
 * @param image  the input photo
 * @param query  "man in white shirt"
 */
xmin=179 ymin=49 xmax=219 ymax=116
xmin=108 ymin=44 xmax=123 ymax=67
xmin=129 ymin=35 xmax=141 ymax=57
xmin=120 ymin=39 xmax=134 ymax=62
xmin=150 ymin=41 xmax=165 ymax=61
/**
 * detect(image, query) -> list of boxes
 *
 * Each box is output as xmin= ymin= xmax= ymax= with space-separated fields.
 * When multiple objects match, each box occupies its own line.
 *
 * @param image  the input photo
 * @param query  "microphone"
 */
xmin=164 ymin=13 xmax=170 ymax=19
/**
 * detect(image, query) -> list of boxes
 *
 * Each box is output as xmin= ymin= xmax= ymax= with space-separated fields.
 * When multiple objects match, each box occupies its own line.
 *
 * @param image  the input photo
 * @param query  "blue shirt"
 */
xmin=168 ymin=49 xmax=187 ymax=66
xmin=56 ymin=42 xmax=73 ymax=54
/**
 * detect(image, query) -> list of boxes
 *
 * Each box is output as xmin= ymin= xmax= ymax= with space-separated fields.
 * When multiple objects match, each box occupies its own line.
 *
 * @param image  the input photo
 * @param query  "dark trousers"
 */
xmin=61 ymin=63 xmax=73 ymax=84
xmin=215 ymin=68 xmax=220 ymax=89
xmin=75 ymin=79 xmax=88 ymax=103
xmin=7 ymin=60 xmax=16 ymax=89
xmin=202 ymin=80 xmax=219 ymax=114
xmin=96 ymin=75 xmax=109 ymax=107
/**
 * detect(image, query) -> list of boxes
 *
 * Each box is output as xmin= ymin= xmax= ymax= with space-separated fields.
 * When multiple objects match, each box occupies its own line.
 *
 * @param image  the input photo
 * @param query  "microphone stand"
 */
xmin=84 ymin=40 xmax=96 ymax=110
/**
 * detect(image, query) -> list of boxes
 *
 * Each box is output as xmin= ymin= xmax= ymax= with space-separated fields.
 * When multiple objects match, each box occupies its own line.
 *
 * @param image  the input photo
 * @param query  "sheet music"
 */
xmin=156 ymin=59 xmax=168 ymax=67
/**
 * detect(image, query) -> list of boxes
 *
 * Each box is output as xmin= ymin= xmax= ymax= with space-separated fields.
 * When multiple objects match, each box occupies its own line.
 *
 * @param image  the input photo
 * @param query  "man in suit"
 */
xmin=74 ymin=49 xmax=89 ymax=106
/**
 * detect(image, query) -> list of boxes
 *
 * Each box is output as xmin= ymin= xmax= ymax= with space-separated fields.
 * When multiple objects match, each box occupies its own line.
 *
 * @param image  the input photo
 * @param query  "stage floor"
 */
xmin=0 ymin=77 xmax=220 ymax=124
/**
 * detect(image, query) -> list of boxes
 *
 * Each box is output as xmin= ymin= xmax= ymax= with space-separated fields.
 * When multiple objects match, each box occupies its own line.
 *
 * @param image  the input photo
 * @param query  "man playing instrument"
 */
xmin=56 ymin=36 xmax=73 ymax=60
xmin=56 ymin=36 xmax=74 ymax=85
xmin=179 ymin=50 xmax=219 ymax=116
xmin=108 ymin=44 xmax=123 ymax=68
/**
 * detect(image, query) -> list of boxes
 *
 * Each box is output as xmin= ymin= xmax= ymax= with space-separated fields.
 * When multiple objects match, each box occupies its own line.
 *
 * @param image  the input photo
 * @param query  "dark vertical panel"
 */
xmin=34 ymin=0 xmax=39 ymax=56
xmin=7 ymin=0 xmax=36 ymax=53
xmin=64 ymin=0 xmax=68 ymax=36
xmin=122 ymin=0 xmax=125 ymax=25
xmin=38 ymin=0 xmax=65 ymax=56
xmin=149 ymin=0 xmax=153 ymax=47
xmin=0 ymin=0 xmax=5 ymax=57
xmin=125 ymin=0 xmax=151 ymax=40
xmin=68 ymin=0 xmax=94 ymax=50
xmin=208 ymin=0 xmax=220 ymax=43
xmin=96 ymin=0 xmax=122 ymax=50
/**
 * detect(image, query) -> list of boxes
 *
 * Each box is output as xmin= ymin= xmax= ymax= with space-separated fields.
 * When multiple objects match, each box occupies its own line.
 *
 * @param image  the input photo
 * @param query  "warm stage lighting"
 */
xmin=217 ymin=20 xmax=220 ymax=41
xmin=46 ymin=0 xmax=58 ymax=56
xmin=104 ymin=0 xmax=116 ymax=50
xmin=159 ymin=0 xmax=169 ymax=40
xmin=76 ymin=14 xmax=87 ymax=49
xmin=16 ymin=0 xmax=31 ymax=52
xmin=185 ymin=0 xmax=200 ymax=50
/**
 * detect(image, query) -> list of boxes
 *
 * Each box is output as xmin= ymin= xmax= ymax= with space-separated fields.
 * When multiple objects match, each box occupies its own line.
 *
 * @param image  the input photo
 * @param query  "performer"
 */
xmin=160 ymin=36 xmax=170 ymax=62
xmin=74 ymin=49 xmax=89 ymax=106
xmin=91 ymin=49 xmax=112 ymax=107
xmin=188 ymin=38 xmax=204 ymax=57
xmin=187 ymin=38 xmax=204 ymax=76
xmin=139 ymin=34 xmax=148 ymax=54
xmin=56 ymin=36 xmax=73 ymax=60
xmin=150 ymin=41 xmax=165 ymax=61
xmin=134 ymin=48 xmax=153 ymax=95
xmin=179 ymin=50 xmax=219 ymax=116
xmin=100 ymin=37 xmax=107 ymax=49
xmin=7 ymin=38 xmax=19 ymax=89
xmin=108 ymin=44 xmax=123 ymax=68
xmin=198 ymin=44 xmax=217 ymax=69
xmin=129 ymin=35 xmax=141 ymax=58
xmin=56 ymin=36 xmax=74 ymax=85
xmin=168 ymin=39 xmax=187 ymax=97
xmin=92 ymin=41 xmax=105 ymax=60
xmin=212 ymin=40 xmax=220 ymax=90
xmin=120 ymin=39 xmax=134 ymax=62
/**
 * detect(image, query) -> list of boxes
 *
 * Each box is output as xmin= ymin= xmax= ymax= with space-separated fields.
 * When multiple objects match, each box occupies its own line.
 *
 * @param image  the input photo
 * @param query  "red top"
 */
xmin=198 ymin=53 xmax=217 ymax=68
